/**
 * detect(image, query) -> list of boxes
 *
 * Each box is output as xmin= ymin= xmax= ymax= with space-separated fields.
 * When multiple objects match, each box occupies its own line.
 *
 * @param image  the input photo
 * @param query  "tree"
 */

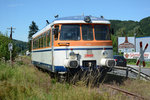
xmin=140 ymin=17 xmax=150 ymax=36
xmin=116 ymin=27 xmax=126 ymax=36
xmin=111 ymin=34 xmax=118 ymax=54
xmin=128 ymin=26 xmax=144 ymax=37
xmin=28 ymin=21 xmax=39 ymax=52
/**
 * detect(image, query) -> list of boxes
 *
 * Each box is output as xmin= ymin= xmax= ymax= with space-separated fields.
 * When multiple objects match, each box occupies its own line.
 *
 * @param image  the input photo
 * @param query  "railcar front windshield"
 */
xmin=59 ymin=24 xmax=110 ymax=41
xmin=60 ymin=25 xmax=80 ymax=40
xmin=82 ymin=25 xmax=93 ymax=40
xmin=94 ymin=25 xmax=110 ymax=40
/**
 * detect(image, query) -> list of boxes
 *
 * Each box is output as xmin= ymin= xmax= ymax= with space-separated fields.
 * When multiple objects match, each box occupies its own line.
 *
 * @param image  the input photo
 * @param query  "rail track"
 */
xmin=103 ymin=84 xmax=145 ymax=100
xmin=112 ymin=66 xmax=150 ymax=81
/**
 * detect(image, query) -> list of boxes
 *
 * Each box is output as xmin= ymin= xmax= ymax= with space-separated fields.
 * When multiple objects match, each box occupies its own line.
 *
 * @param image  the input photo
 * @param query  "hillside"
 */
xmin=12 ymin=39 xmax=28 ymax=53
xmin=110 ymin=16 xmax=150 ymax=37
xmin=0 ymin=33 xmax=28 ymax=53
xmin=140 ymin=16 xmax=150 ymax=36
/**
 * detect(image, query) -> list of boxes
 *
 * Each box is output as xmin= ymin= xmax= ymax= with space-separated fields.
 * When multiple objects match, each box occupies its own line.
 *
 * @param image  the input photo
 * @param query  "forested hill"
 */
xmin=110 ymin=16 xmax=150 ymax=37
xmin=12 ymin=39 xmax=28 ymax=52
xmin=0 ymin=33 xmax=28 ymax=55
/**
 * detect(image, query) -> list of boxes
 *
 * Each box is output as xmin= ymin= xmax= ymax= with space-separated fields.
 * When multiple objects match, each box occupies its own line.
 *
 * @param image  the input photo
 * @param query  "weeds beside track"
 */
xmin=0 ymin=56 xmax=150 ymax=100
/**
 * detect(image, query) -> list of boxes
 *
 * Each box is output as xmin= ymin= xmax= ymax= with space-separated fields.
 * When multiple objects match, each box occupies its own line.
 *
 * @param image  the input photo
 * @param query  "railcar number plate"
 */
xmin=85 ymin=50 xmax=93 ymax=57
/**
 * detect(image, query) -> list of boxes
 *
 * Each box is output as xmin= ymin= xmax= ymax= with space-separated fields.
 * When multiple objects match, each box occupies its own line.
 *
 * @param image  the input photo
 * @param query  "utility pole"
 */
xmin=7 ymin=26 xmax=15 ymax=66
xmin=7 ymin=27 xmax=16 ymax=40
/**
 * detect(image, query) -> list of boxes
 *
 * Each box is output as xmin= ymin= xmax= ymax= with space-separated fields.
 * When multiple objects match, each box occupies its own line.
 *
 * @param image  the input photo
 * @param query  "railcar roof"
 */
xmin=53 ymin=15 xmax=110 ymax=24
xmin=32 ymin=24 xmax=52 ymax=38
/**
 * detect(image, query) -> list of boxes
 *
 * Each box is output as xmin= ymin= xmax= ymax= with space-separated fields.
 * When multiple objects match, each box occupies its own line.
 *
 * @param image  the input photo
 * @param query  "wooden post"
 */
xmin=10 ymin=50 xmax=12 ymax=66
xmin=8 ymin=43 xmax=13 ymax=67
xmin=138 ymin=62 xmax=141 ymax=79
xmin=126 ymin=66 xmax=128 ymax=78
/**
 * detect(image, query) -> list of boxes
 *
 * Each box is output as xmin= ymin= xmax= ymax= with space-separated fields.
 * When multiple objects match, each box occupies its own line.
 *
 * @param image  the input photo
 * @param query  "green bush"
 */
xmin=127 ymin=59 xmax=137 ymax=64
xmin=0 ymin=34 xmax=17 ymax=61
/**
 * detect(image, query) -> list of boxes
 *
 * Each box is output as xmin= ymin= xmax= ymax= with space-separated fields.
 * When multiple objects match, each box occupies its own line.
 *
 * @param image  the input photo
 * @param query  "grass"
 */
xmin=121 ymin=79 xmax=150 ymax=99
xmin=0 ymin=56 xmax=150 ymax=100
xmin=0 ymin=60 xmax=51 ymax=100
xmin=127 ymin=59 xmax=150 ymax=68
xmin=102 ymin=75 xmax=150 ymax=100
xmin=0 ymin=57 xmax=106 ymax=100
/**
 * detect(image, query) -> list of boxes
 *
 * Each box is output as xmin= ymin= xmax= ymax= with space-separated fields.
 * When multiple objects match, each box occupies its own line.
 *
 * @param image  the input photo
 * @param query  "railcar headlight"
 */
xmin=100 ymin=58 xmax=116 ymax=68
xmin=69 ymin=60 xmax=78 ymax=68
xmin=64 ymin=59 xmax=79 ymax=68
xmin=102 ymin=51 xmax=108 ymax=57
xmin=69 ymin=51 xmax=76 ymax=59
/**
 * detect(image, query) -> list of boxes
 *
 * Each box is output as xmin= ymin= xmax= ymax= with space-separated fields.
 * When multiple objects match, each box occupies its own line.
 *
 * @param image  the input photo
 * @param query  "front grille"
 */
xmin=82 ymin=60 xmax=96 ymax=68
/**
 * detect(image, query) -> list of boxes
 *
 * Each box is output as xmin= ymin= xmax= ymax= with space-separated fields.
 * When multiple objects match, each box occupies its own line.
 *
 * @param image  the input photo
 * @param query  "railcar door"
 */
xmin=51 ymin=25 xmax=59 ymax=72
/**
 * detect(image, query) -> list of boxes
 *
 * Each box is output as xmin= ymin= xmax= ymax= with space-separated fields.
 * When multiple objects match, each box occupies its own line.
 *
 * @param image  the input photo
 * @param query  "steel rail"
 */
xmin=128 ymin=66 xmax=150 ymax=78
xmin=114 ymin=66 xmax=150 ymax=81
xmin=104 ymin=84 xmax=145 ymax=100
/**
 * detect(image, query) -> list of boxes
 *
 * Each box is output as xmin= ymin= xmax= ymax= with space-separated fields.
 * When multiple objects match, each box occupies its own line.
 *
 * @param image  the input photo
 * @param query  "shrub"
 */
xmin=0 ymin=34 xmax=17 ymax=61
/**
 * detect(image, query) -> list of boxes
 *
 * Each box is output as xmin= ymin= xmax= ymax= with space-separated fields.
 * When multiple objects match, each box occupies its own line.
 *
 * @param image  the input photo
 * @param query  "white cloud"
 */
xmin=8 ymin=3 xmax=23 ymax=8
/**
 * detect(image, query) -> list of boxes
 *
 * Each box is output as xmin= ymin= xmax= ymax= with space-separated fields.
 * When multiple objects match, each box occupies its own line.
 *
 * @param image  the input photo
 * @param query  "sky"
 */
xmin=0 ymin=0 xmax=150 ymax=42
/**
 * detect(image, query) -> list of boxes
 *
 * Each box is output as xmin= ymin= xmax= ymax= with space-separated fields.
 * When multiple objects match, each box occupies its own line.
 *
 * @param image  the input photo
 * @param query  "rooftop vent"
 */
xmin=54 ymin=15 xmax=59 ymax=18
xmin=84 ymin=16 xmax=91 ymax=23
xmin=101 ymin=16 xmax=104 ymax=19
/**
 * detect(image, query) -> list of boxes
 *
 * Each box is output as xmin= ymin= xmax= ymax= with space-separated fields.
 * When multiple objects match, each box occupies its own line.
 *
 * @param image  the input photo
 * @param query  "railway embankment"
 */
xmin=0 ymin=56 xmax=150 ymax=100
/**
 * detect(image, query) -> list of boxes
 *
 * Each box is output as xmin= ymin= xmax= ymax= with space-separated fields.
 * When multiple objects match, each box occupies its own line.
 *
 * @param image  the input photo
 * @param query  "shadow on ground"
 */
xmin=103 ymin=74 xmax=127 ymax=85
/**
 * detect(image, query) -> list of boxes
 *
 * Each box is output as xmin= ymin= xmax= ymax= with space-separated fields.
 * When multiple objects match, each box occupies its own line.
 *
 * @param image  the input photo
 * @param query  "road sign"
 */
xmin=136 ymin=41 xmax=148 ymax=67
xmin=8 ymin=43 xmax=13 ymax=51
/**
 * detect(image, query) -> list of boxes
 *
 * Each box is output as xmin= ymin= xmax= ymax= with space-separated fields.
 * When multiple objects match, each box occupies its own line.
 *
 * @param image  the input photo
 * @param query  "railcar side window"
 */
xmin=47 ymin=30 xmax=50 ymax=47
xmin=38 ymin=37 xmax=40 ymax=48
xmin=82 ymin=25 xmax=93 ymax=40
xmin=33 ymin=39 xmax=35 ymax=49
xmin=55 ymin=26 xmax=59 ymax=40
xmin=40 ymin=36 xmax=43 ymax=48
xmin=41 ymin=35 xmax=44 ymax=48
xmin=33 ymin=38 xmax=38 ymax=49
xmin=94 ymin=25 xmax=110 ymax=40
xmin=43 ymin=33 xmax=46 ymax=47
xmin=35 ymin=39 xmax=38 ymax=49
xmin=60 ymin=25 xmax=80 ymax=40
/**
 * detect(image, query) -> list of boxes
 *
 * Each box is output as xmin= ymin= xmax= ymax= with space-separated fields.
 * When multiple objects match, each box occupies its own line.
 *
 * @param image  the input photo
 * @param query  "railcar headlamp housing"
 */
xmin=64 ymin=50 xmax=79 ymax=68
xmin=69 ymin=51 xmax=76 ymax=59
xmin=100 ymin=58 xmax=116 ymax=68
xmin=69 ymin=60 xmax=78 ymax=68
xmin=102 ymin=50 xmax=108 ymax=57
xmin=64 ymin=59 xmax=79 ymax=68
